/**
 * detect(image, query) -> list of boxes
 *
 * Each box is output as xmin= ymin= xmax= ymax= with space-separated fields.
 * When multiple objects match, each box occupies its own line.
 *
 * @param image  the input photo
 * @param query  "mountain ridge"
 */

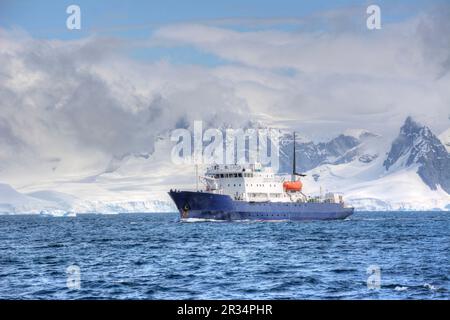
xmin=383 ymin=116 xmax=450 ymax=193
xmin=1 ymin=117 xmax=449 ymax=214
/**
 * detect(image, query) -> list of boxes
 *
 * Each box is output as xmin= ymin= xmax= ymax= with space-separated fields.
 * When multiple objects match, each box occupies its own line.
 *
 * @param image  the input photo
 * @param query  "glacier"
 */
xmin=0 ymin=183 xmax=176 ymax=216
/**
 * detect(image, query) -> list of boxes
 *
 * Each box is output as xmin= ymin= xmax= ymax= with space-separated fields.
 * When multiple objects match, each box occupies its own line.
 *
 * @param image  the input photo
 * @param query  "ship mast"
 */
xmin=292 ymin=131 xmax=306 ymax=181
xmin=292 ymin=132 xmax=296 ymax=181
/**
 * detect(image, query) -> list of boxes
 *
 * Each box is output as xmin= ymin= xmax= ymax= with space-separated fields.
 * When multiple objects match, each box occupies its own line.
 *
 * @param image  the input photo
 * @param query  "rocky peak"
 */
xmin=384 ymin=117 xmax=450 ymax=193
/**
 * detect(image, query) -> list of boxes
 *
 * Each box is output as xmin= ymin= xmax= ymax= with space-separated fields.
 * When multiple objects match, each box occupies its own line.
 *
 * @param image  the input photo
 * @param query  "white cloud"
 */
xmin=0 ymin=5 xmax=449 ymax=196
xmin=149 ymin=7 xmax=450 ymax=136
xmin=0 ymin=29 xmax=252 ymax=187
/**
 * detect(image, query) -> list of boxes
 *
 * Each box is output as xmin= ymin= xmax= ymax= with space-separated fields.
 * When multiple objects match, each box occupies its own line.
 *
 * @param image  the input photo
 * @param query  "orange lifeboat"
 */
xmin=283 ymin=180 xmax=302 ymax=191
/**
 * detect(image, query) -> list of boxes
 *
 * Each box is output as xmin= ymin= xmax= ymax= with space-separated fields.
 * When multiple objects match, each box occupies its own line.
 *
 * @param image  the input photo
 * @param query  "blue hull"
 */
xmin=168 ymin=191 xmax=354 ymax=221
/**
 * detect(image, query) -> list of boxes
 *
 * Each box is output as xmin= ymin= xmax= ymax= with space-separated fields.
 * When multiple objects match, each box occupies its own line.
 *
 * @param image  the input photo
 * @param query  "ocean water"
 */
xmin=0 ymin=211 xmax=448 ymax=300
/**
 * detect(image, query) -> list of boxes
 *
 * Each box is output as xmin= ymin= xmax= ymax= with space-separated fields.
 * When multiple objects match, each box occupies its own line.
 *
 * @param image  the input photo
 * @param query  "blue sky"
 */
xmin=0 ymin=0 xmax=439 ymax=38
xmin=0 ymin=0 xmax=441 ymax=66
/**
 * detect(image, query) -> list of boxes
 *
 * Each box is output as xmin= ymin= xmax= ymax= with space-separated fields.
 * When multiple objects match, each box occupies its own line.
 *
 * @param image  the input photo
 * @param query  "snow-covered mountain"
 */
xmin=0 ymin=183 xmax=58 ymax=214
xmin=0 ymin=135 xmax=183 ymax=215
xmin=0 ymin=117 xmax=448 ymax=214
xmin=439 ymin=128 xmax=450 ymax=152
xmin=281 ymin=117 xmax=450 ymax=211
xmin=384 ymin=117 xmax=450 ymax=194
xmin=279 ymin=130 xmax=380 ymax=174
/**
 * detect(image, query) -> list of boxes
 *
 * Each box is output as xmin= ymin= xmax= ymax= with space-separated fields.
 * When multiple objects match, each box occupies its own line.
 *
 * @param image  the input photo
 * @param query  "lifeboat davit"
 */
xmin=283 ymin=180 xmax=302 ymax=191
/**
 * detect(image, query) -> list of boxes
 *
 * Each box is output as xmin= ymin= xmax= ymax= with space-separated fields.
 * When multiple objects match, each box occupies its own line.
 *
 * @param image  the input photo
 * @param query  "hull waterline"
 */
xmin=169 ymin=190 xmax=354 ymax=221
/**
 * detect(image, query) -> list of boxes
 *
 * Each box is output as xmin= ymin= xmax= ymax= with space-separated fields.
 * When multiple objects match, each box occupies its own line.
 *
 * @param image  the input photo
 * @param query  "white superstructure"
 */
xmin=197 ymin=132 xmax=345 ymax=205
xmin=199 ymin=163 xmax=313 ymax=203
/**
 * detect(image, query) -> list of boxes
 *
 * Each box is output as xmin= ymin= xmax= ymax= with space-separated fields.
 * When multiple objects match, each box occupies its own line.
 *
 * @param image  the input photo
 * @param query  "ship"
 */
xmin=169 ymin=133 xmax=354 ymax=221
